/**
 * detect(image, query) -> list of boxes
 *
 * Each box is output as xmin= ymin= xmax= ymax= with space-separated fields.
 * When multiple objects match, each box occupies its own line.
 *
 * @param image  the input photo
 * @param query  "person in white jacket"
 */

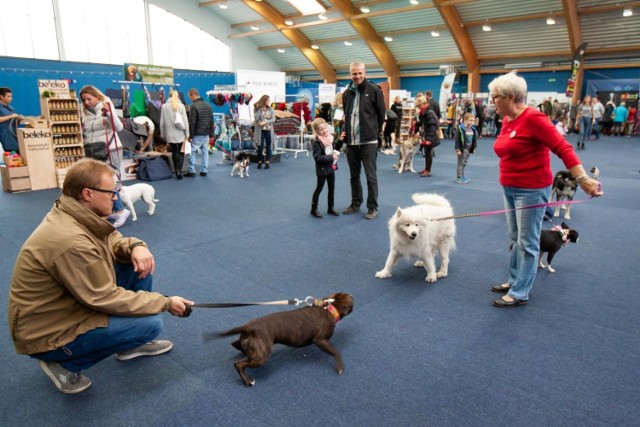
xmin=80 ymin=85 xmax=129 ymax=227
xmin=160 ymin=90 xmax=189 ymax=179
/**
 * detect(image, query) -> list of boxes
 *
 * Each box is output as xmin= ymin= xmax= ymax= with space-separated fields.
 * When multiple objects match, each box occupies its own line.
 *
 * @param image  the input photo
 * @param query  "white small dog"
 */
xmin=231 ymin=153 xmax=250 ymax=178
xmin=119 ymin=183 xmax=158 ymax=221
xmin=376 ymin=193 xmax=456 ymax=283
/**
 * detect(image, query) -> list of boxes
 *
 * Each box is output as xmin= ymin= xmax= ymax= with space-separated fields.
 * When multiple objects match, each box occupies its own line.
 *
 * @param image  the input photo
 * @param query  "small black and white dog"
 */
xmin=551 ymin=167 xmax=599 ymax=220
xmin=231 ymin=152 xmax=250 ymax=178
xmin=551 ymin=171 xmax=578 ymax=220
xmin=539 ymin=222 xmax=579 ymax=273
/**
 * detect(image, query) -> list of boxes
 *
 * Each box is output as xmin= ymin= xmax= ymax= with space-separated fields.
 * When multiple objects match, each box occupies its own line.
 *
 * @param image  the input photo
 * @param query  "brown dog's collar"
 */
xmin=326 ymin=303 xmax=341 ymax=324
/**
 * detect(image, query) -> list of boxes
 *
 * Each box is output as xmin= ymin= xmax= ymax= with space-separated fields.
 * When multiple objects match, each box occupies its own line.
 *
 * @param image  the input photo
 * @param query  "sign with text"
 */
xmin=38 ymin=80 xmax=70 ymax=99
xmin=236 ymin=69 xmax=286 ymax=122
xmin=319 ymin=83 xmax=337 ymax=103
xmin=123 ymin=63 xmax=174 ymax=85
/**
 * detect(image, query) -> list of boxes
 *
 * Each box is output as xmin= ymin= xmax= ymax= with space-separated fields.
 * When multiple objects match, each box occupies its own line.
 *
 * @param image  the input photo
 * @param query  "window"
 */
xmin=58 ymin=0 xmax=147 ymax=64
xmin=0 ymin=0 xmax=58 ymax=60
xmin=149 ymin=4 xmax=230 ymax=72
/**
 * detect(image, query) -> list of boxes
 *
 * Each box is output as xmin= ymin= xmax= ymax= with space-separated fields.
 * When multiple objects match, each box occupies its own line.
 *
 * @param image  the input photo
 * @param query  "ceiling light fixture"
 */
xmin=482 ymin=22 xmax=492 ymax=32
xmin=288 ymin=0 xmax=326 ymax=16
xmin=384 ymin=35 xmax=393 ymax=42
xmin=344 ymin=41 xmax=352 ymax=46
xmin=360 ymin=6 xmax=370 ymax=13
xmin=284 ymin=19 xmax=294 ymax=25
xmin=623 ymin=8 xmax=632 ymax=17
xmin=409 ymin=0 xmax=419 ymax=5
xmin=546 ymin=17 xmax=555 ymax=25
xmin=219 ymin=3 xmax=228 ymax=9
xmin=251 ymin=25 xmax=260 ymax=31
xmin=318 ymin=14 xmax=328 ymax=21
xmin=431 ymin=30 xmax=440 ymax=37
xmin=277 ymin=48 xmax=286 ymax=53
xmin=311 ymin=43 xmax=319 ymax=49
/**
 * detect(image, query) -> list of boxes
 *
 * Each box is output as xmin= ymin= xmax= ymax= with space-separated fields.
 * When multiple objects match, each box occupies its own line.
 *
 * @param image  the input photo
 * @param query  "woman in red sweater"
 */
xmin=488 ymin=72 xmax=602 ymax=308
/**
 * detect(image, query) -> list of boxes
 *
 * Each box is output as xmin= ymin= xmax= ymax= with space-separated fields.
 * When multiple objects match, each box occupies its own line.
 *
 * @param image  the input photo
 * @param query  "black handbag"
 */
xmin=84 ymin=142 xmax=108 ymax=161
xmin=136 ymin=157 xmax=172 ymax=181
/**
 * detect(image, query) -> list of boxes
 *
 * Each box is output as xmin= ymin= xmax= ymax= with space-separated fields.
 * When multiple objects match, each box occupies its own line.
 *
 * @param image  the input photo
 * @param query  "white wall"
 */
xmin=148 ymin=0 xmax=279 ymax=72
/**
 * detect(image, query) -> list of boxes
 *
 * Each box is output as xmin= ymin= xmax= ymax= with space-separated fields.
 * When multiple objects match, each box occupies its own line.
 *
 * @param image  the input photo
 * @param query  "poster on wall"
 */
xmin=319 ymin=83 xmax=336 ymax=103
xmin=439 ymin=73 xmax=457 ymax=113
xmin=236 ymin=69 xmax=286 ymax=123
xmin=123 ymin=63 xmax=174 ymax=85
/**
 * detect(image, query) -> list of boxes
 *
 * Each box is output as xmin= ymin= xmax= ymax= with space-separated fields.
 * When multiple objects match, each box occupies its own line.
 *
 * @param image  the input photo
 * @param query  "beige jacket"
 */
xmin=9 ymin=195 xmax=170 ymax=355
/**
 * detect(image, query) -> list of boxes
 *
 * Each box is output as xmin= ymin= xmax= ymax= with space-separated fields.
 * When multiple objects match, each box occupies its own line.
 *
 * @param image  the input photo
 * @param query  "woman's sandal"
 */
xmin=493 ymin=296 xmax=528 ymax=308
xmin=491 ymin=283 xmax=511 ymax=293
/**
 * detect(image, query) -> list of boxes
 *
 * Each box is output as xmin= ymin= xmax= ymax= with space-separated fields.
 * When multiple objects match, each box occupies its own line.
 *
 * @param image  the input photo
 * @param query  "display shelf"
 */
xmin=399 ymin=106 xmax=415 ymax=143
xmin=41 ymin=97 xmax=84 ymax=170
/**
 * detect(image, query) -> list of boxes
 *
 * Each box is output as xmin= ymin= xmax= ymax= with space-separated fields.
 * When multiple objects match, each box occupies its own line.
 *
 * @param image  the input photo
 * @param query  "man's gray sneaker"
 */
xmin=342 ymin=205 xmax=360 ymax=215
xmin=365 ymin=209 xmax=378 ymax=220
xmin=115 ymin=340 xmax=173 ymax=361
xmin=39 ymin=360 xmax=92 ymax=394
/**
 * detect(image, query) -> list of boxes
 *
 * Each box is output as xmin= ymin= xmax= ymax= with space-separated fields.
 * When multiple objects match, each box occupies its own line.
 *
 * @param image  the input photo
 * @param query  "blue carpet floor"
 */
xmin=1 ymin=134 xmax=639 ymax=426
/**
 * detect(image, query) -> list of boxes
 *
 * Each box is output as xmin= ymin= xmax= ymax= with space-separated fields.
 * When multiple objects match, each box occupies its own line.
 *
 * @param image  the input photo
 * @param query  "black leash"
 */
xmin=182 ymin=296 xmax=318 ymax=317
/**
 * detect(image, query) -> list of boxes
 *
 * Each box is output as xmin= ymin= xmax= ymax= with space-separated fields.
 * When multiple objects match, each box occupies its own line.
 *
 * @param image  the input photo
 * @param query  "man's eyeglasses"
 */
xmin=491 ymin=94 xmax=503 ymax=102
xmin=89 ymin=187 xmax=118 ymax=197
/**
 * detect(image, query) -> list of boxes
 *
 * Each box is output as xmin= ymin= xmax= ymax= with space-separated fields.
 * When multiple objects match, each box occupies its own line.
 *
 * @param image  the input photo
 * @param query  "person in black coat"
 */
xmin=310 ymin=118 xmax=340 ymax=218
xmin=418 ymin=102 xmax=440 ymax=177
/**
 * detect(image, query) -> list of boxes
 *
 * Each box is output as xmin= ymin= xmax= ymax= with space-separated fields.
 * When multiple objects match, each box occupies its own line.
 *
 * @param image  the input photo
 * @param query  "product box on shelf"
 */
xmin=3 ymin=153 xmax=24 ymax=167
xmin=23 ymin=117 xmax=48 ymax=129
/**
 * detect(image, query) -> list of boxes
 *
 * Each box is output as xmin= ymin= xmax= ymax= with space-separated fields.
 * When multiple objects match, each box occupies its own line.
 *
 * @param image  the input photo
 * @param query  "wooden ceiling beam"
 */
xmin=432 ymin=0 xmax=480 ymax=92
xmin=239 ymin=0 xmax=336 ymax=83
xmin=331 ymin=0 xmax=400 ymax=88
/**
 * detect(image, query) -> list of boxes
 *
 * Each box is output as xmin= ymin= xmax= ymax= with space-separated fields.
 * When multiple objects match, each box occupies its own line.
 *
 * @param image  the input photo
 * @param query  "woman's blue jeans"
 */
xmin=31 ymin=263 xmax=163 ymax=373
xmin=578 ymin=116 xmax=592 ymax=144
xmin=502 ymin=185 xmax=550 ymax=301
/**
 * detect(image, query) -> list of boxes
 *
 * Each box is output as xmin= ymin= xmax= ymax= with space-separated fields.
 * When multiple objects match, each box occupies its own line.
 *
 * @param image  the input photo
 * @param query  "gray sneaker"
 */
xmin=39 ymin=360 xmax=92 ymax=394
xmin=342 ymin=205 xmax=360 ymax=215
xmin=115 ymin=340 xmax=173 ymax=361
xmin=365 ymin=209 xmax=378 ymax=220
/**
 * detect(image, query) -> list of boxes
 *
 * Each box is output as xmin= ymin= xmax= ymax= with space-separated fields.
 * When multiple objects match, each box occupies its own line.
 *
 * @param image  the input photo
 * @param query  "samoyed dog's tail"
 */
xmin=411 ymin=193 xmax=452 ymax=209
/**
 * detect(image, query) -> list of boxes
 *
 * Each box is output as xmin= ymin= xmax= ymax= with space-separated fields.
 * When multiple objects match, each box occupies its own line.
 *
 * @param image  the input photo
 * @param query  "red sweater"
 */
xmin=494 ymin=107 xmax=580 ymax=188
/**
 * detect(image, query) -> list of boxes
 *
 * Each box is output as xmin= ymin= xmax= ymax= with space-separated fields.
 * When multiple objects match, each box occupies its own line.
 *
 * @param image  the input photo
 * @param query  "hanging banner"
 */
xmin=565 ymin=43 xmax=588 ymax=97
xmin=123 ymin=63 xmax=174 ymax=85
xmin=439 ymin=73 xmax=456 ymax=113
xmin=38 ymin=80 xmax=70 ymax=98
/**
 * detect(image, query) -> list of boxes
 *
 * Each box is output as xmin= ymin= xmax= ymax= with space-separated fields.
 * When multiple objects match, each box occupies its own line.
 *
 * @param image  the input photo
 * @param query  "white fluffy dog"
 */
xmin=375 ymin=193 xmax=456 ymax=283
xmin=119 ymin=183 xmax=158 ymax=221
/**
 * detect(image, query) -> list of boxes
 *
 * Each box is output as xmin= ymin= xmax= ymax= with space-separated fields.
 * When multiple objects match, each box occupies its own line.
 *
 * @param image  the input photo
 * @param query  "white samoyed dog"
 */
xmin=119 ymin=183 xmax=158 ymax=221
xmin=375 ymin=193 xmax=456 ymax=283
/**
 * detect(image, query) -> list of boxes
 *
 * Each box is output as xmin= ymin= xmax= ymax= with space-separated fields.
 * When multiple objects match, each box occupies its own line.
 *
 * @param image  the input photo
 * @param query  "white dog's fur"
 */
xmin=231 ymin=157 xmax=250 ymax=178
xmin=376 ymin=193 xmax=456 ymax=283
xmin=119 ymin=184 xmax=158 ymax=221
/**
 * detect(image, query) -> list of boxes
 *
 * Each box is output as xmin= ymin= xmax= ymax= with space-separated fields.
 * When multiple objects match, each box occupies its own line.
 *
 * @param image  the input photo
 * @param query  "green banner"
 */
xmin=124 ymin=63 xmax=174 ymax=85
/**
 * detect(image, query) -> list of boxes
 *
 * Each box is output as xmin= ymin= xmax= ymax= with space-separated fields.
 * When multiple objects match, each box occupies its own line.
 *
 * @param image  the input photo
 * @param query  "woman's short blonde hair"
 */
xmin=488 ymin=71 xmax=528 ymax=104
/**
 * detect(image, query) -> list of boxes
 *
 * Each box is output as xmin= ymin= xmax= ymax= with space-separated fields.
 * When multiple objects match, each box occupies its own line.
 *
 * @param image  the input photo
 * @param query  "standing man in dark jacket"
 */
xmin=186 ymin=88 xmax=215 ymax=177
xmin=341 ymin=61 xmax=386 ymax=220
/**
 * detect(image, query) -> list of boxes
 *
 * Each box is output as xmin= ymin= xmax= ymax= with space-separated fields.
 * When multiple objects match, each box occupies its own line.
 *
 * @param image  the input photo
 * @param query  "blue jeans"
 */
xmin=188 ymin=135 xmax=210 ymax=173
xmin=502 ymin=185 xmax=550 ymax=301
xmin=31 ymin=263 xmax=163 ymax=373
xmin=592 ymin=118 xmax=601 ymax=138
xmin=578 ymin=116 xmax=591 ymax=144
xmin=346 ymin=143 xmax=378 ymax=210
xmin=113 ymin=191 xmax=124 ymax=212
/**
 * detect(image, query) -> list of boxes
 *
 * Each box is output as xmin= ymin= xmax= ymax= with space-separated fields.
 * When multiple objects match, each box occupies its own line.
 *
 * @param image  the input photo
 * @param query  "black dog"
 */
xmin=551 ymin=170 xmax=578 ymax=220
xmin=539 ymin=222 xmax=579 ymax=273
xmin=217 ymin=293 xmax=353 ymax=387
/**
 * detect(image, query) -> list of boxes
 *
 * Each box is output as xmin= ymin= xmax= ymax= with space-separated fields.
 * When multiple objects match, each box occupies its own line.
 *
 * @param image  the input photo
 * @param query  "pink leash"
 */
xmin=432 ymin=185 xmax=602 ymax=222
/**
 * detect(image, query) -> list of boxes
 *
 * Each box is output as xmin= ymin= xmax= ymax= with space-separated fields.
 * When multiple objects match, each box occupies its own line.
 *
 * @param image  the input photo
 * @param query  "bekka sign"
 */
xmin=38 ymin=80 xmax=70 ymax=99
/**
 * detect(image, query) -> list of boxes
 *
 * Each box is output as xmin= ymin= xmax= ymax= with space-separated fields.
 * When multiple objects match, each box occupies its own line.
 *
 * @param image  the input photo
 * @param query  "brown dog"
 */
xmin=218 ymin=293 xmax=354 ymax=387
